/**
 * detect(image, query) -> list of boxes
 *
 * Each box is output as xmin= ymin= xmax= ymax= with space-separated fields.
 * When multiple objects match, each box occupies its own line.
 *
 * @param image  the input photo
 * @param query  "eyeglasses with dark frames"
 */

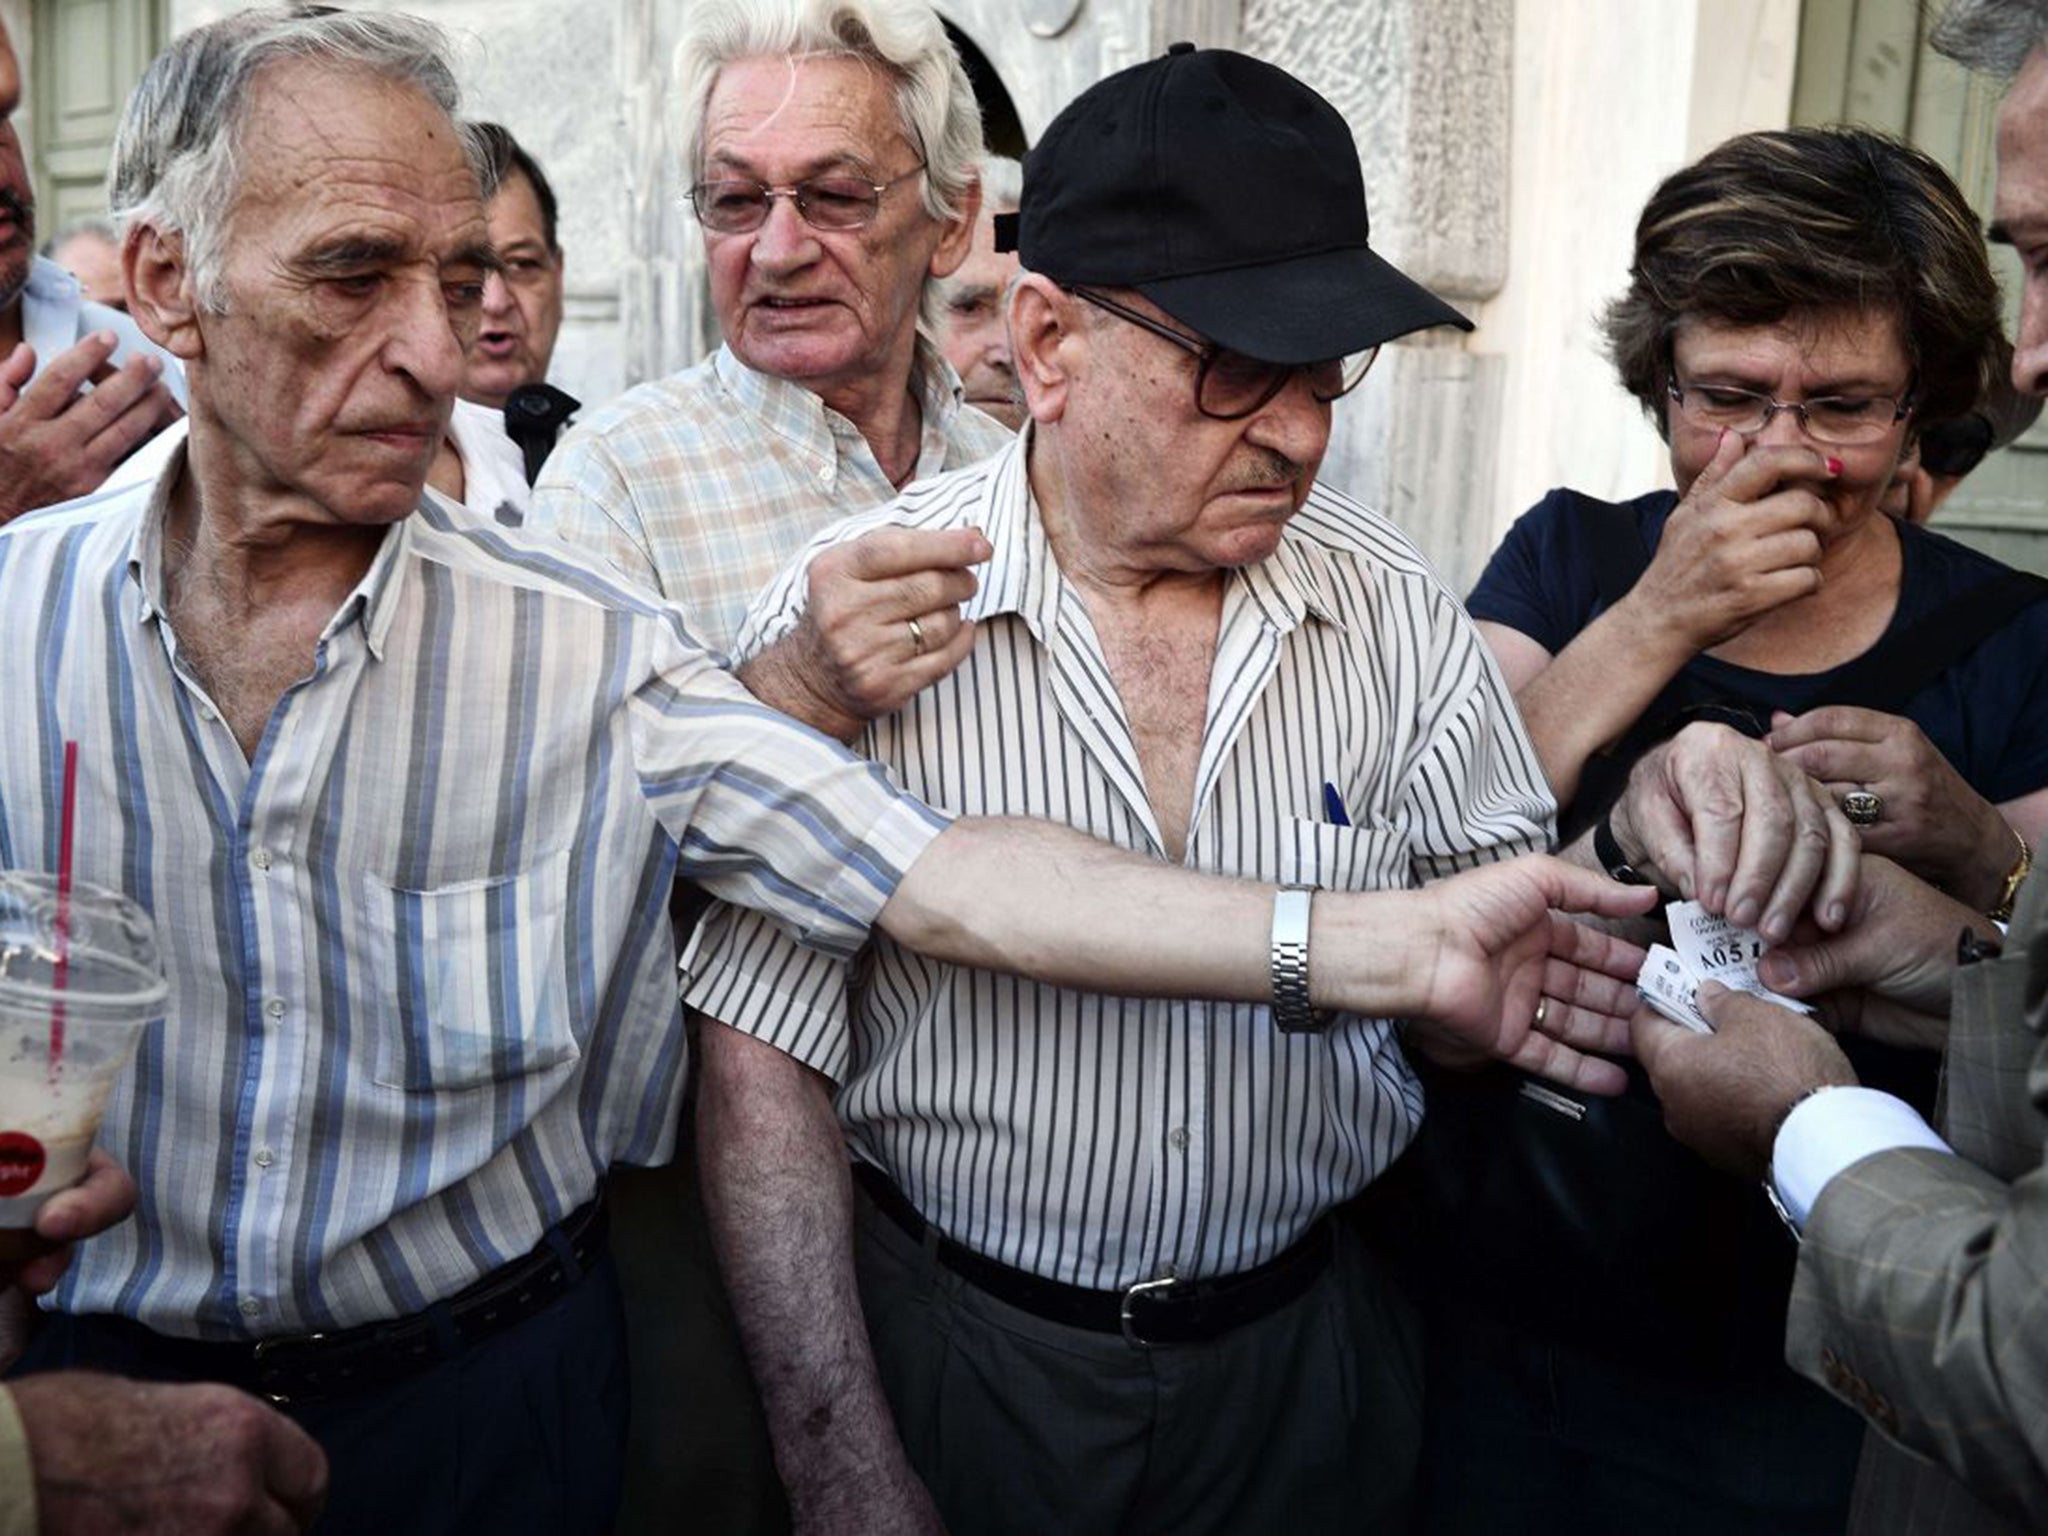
xmin=1068 ymin=286 xmax=1378 ymax=421
xmin=1664 ymin=375 xmax=1915 ymax=447
xmin=687 ymin=164 xmax=927 ymax=234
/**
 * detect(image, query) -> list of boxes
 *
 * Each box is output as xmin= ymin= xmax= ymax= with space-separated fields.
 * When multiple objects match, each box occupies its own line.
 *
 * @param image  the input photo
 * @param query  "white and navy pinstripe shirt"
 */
xmin=0 ymin=455 xmax=947 ymax=1340
xmin=683 ymin=435 xmax=1556 ymax=1288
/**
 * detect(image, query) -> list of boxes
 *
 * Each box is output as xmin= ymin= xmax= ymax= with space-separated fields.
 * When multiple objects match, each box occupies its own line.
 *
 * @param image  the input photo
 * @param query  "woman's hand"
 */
xmin=1768 ymin=706 xmax=2019 ymax=908
xmin=1626 ymin=430 xmax=1834 ymax=652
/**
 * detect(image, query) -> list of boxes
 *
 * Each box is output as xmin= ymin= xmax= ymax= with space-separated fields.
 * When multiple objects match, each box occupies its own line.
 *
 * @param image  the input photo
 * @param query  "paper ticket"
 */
xmin=1665 ymin=900 xmax=1814 ymax=1015
xmin=1637 ymin=943 xmax=1712 ymax=1033
xmin=1635 ymin=901 xmax=1816 ymax=1032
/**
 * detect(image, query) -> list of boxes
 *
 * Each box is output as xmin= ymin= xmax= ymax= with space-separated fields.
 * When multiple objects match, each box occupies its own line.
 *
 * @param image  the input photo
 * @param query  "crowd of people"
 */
xmin=0 ymin=0 xmax=2046 ymax=1532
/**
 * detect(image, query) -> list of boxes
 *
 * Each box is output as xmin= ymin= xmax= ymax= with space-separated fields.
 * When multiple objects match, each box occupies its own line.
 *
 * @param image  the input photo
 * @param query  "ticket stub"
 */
xmin=1634 ymin=901 xmax=1816 ymax=1031
xmin=1665 ymin=900 xmax=1813 ymax=1016
xmin=1637 ymin=943 xmax=1712 ymax=1033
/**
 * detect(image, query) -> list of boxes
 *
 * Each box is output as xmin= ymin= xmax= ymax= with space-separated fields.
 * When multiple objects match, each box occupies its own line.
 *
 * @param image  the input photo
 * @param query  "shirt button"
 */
xmin=238 ymin=1297 xmax=262 ymax=1318
xmin=1168 ymin=1127 xmax=1190 ymax=1151
xmin=264 ymin=998 xmax=286 ymax=1020
xmin=249 ymin=848 xmax=273 ymax=872
xmin=253 ymin=1147 xmax=275 ymax=1169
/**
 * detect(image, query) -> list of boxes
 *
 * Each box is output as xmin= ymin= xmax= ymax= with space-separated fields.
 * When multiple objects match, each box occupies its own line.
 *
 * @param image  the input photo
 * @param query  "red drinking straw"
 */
xmin=50 ymin=740 xmax=78 ymax=1073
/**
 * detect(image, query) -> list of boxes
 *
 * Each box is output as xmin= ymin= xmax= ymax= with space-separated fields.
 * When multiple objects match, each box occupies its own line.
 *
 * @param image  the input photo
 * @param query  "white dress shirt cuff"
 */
xmin=1770 ymin=1085 xmax=1953 ymax=1230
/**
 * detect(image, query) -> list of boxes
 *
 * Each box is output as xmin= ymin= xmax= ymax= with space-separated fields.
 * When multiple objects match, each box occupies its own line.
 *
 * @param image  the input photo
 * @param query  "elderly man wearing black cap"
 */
xmin=686 ymin=45 xmax=1559 ymax=1535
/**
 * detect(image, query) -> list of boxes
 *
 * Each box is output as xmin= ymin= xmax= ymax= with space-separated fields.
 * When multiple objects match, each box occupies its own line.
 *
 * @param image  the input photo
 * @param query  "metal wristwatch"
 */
xmin=1270 ymin=886 xmax=1331 ymax=1034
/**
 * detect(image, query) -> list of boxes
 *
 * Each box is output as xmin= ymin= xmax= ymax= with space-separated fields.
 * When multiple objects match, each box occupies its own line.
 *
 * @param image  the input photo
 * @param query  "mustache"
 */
xmin=1221 ymin=449 xmax=1308 ymax=493
xmin=0 ymin=187 xmax=31 ymax=227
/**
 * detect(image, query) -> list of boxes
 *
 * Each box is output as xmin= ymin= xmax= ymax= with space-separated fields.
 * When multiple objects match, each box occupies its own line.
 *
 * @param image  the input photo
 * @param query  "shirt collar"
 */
xmin=966 ymin=435 xmax=1350 ymax=642
xmin=127 ymin=440 xmax=415 ymax=660
xmin=1237 ymin=517 xmax=1350 ymax=634
xmin=959 ymin=429 xmax=1058 ymax=642
xmin=712 ymin=334 xmax=969 ymax=477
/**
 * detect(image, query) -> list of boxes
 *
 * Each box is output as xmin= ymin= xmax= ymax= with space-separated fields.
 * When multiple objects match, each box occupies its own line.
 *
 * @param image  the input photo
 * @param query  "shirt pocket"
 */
xmin=1278 ymin=816 xmax=1414 ymax=894
xmin=360 ymin=850 xmax=581 ymax=1093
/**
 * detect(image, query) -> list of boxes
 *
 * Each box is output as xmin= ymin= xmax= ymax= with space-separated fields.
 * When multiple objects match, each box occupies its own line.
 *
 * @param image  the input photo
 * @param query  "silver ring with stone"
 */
xmin=907 ymin=615 xmax=927 ymax=658
xmin=1840 ymin=788 xmax=1883 ymax=827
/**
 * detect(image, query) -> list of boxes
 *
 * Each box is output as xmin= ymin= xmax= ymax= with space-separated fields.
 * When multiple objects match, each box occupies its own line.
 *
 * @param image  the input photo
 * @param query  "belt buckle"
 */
xmin=251 ymin=1331 xmax=328 ymax=1405
xmin=1120 ymin=1276 xmax=1179 ymax=1349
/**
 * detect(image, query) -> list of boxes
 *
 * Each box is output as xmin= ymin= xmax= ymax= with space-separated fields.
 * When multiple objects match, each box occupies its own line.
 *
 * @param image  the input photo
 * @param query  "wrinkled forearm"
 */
xmin=695 ymin=1019 xmax=921 ymax=1522
xmin=1512 ymin=598 xmax=1698 ymax=810
xmin=877 ymin=818 xmax=1436 ymax=1018
xmin=737 ymin=637 xmax=865 ymax=744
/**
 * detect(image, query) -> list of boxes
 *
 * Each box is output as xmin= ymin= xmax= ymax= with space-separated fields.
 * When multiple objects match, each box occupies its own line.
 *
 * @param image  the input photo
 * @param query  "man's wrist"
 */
xmin=738 ymin=641 xmax=863 ymax=743
xmin=1269 ymin=887 xmax=1330 ymax=1033
xmin=1311 ymin=890 xmax=1426 ymax=1020
xmin=1767 ymin=1083 xmax=1946 ymax=1232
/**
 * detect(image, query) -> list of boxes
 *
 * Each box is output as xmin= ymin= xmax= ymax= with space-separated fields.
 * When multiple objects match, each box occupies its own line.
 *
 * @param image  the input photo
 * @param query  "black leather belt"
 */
xmin=853 ymin=1163 xmax=1331 ymax=1347
xmin=79 ymin=1197 xmax=609 ymax=1406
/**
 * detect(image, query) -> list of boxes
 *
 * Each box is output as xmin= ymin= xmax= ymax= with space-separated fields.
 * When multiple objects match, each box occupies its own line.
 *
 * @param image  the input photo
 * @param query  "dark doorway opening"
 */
xmin=945 ymin=20 xmax=1028 ymax=158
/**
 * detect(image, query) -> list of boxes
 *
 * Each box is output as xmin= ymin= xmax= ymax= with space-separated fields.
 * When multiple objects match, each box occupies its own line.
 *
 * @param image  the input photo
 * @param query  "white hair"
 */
xmin=674 ymin=0 xmax=985 ymax=330
xmin=1934 ymin=0 xmax=2048 ymax=75
xmin=107 ymin=6 xmax=482 ymax=312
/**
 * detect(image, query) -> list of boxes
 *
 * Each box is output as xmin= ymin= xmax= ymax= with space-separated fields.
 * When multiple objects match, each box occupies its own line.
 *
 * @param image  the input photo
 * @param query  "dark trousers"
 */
xmin=1419 ymin=1308 xmax=1863 ymax=1536
xmin=14 ymin=1250 xmax=629 ymax=1536
xmin=855 ymin=1187 xmax=1422 ymax=1536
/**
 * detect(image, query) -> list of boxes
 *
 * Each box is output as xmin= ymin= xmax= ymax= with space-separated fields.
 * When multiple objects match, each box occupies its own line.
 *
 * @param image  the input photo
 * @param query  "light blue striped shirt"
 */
xmin=0 ymin=454 xmax=947 ymax=1339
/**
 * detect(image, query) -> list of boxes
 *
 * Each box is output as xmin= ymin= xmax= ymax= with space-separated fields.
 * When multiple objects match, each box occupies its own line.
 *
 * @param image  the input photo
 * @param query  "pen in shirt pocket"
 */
xmin=1322 ymin=782 xmax=1351 ymax=828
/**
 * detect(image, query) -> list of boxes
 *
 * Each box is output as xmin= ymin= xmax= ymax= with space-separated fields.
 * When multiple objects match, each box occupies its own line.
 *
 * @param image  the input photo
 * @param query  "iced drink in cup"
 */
xmin=0 ymin=872 xmax=165 ymax=1228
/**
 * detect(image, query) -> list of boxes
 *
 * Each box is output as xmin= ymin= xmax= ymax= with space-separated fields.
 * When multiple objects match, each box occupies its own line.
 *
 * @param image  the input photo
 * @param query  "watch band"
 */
xmin=1269 ymin=886 xmax=1330 ymax=1034
xmin=1593 ymin=811 xmax=1652 ymax=886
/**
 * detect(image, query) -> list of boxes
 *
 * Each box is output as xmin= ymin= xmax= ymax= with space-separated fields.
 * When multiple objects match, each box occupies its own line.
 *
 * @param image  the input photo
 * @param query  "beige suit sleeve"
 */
xmin=1787 ymin=1142 xmax=2048 ymax=1526
xmin=0 ymin=1385 xmax=37 ymax=1536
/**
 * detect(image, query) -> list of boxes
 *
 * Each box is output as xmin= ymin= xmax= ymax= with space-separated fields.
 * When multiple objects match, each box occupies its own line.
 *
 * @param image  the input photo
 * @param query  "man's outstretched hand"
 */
xmin=1404 ymin=854 xmax=1658 ymax=1095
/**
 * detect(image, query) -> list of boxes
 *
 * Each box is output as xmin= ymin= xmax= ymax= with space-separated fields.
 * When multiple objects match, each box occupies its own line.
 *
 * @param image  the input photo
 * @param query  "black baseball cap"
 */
xmin=996 ymin=42 xmax=1472 ymax=366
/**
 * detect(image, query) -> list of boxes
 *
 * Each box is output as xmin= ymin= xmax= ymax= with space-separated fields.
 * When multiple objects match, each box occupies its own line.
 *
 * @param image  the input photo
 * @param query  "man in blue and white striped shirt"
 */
xmin=0 ymin=11 xmax=1660 ymax=1534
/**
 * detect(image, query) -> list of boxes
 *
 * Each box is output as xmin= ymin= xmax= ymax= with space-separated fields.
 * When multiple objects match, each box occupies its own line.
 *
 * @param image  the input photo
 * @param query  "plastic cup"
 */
xmin=0 ymin=872 xmax=166 ymax=1228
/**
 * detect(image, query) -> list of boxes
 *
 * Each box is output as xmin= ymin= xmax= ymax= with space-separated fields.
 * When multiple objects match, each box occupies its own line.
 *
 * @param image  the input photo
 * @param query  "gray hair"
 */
xmin=1933 ymin=0 xmax=2048 ymax=76
xmin=107 ymin=6 xmax=481 ymax=312
xmin=978 ymin=154 xmax=1022 ymax=214
xmin=673 ymin=0 xmax=984 ymax=230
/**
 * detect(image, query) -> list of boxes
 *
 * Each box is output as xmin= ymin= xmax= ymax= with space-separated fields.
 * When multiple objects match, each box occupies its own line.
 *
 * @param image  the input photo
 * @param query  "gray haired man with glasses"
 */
xmin=528 ymin=2 xmax=1010 ymax=1524
xmin=687 ymin=44 xmax=1565 ymax=1536
xmin=531 ymin=0 xmax=1009 ymax=690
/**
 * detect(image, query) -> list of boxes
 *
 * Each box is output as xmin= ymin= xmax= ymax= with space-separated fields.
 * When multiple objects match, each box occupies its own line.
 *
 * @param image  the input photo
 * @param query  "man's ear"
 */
xmin=927 ymin=172 xmax=980 ymax=282
xmin=1008 ymin=273 xmax=1076 ymax=425
xmin=123 ymin=224 xmax=205 ymax=362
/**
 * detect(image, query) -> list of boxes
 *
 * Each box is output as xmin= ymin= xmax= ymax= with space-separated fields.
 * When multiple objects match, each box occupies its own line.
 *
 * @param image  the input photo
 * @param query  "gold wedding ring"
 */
xmin=1533 ymin=996 xmax=1550 ymax=1029
xmin=907 ymin=615 xmax=927 ymax=658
